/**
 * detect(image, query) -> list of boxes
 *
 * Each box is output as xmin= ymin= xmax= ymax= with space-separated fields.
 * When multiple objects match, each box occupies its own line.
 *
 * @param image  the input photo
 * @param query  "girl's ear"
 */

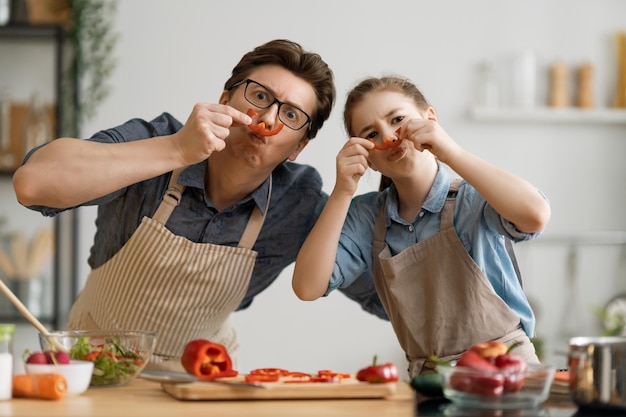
xmin=426 ymin=106 xmax=438 ymax=122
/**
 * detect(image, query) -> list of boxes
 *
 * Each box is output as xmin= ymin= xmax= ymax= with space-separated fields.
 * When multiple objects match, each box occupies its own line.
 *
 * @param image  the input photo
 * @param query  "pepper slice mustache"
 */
xmin=371 ymin=127 xmax=403 ymax=150
xmin=246 ymin=108 xmax=284 ymax=136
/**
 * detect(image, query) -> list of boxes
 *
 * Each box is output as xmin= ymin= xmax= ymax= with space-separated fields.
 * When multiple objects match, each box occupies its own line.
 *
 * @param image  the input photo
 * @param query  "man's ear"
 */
xmin=287 ymin=139 xmax=310 ymax=161
xmin=219 ymin=90 xmax=229 ymax=105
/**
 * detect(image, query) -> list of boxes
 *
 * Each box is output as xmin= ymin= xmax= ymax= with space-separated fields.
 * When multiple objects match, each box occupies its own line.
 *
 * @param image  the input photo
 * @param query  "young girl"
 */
xmin=292 ymin=76 xmax=551 ymax=377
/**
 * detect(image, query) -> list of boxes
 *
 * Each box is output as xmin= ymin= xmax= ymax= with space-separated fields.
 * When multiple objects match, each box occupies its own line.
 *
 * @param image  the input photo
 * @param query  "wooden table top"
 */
xmin=0 ymin=378 xmax=582 ymax=417
xmin=0 ymin=378 xmax=416 ymax=417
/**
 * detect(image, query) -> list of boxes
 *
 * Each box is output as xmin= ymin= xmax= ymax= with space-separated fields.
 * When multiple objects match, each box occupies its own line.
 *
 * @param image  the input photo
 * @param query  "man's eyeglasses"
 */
xmin=229 ymin=79 xmax=312 ymax=131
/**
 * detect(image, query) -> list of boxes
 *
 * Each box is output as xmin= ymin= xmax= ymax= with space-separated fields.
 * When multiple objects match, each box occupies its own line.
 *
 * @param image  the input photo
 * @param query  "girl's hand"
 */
xmin=334 ymin=137 xmax=375 ymax=197
xmin=174 ymin=103 xmax=252 ymax=165
xmin=400 ymin=118 xmax=462 ymax=164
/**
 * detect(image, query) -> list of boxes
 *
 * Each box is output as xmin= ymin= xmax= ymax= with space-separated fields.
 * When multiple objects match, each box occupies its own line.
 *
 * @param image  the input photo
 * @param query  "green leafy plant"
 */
xmin=593 ymin=305 xmax=626 ymax=336
xmin=62 ymin=0 xmax=119 ymax=137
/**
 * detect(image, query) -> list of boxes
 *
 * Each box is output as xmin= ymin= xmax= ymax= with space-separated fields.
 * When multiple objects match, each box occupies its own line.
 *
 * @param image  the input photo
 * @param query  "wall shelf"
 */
xmin=0 ymin=23 xmax=77 ymax=329
xmin=469 ymin=106 xmax=626 ymax=125
xmin=520 ymin=231 xmax=626 ymax=246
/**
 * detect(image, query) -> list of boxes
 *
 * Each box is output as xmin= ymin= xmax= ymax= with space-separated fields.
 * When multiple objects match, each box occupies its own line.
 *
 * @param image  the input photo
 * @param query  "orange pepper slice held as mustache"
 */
xmin=246 ymin=108 xmax=284 ymax=136
xmin=372 ymin=127 xmax=402 ymax=150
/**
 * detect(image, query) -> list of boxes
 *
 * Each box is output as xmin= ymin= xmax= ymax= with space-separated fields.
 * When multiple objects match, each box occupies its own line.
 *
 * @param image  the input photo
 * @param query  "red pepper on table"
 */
xmin=181 ymin=339 xmax=238 ymax=380
xmin=356 ymin=355 xmax=399 ymax=383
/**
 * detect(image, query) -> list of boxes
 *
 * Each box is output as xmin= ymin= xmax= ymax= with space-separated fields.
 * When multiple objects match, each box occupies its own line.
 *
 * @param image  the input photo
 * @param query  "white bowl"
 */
xmin=25 ymin=360 xmax=94 ymax=396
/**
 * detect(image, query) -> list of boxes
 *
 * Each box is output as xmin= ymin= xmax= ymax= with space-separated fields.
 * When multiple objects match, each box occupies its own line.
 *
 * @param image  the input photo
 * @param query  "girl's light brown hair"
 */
xmin=343 ymin=76 xmax=429 ymax=137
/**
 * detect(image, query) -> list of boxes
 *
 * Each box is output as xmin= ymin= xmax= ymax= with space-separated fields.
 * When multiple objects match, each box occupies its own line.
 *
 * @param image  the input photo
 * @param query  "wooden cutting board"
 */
xmin=162 ymin=376 xmax=397 ymax=401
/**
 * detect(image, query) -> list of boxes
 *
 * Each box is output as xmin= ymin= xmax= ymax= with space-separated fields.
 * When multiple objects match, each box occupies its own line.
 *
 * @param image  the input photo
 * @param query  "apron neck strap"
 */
xmin=153 ymin=168 xmax=185 ymax=225
xmin=151 ymin=169 xmax=273 ymax=250
xmin=238 ymin=174 xmax=272 ymax=249
xmin=375 ymin=176 xmax=465 ymax=240
xmin=441 ymin=177 xmax=463 ymax=230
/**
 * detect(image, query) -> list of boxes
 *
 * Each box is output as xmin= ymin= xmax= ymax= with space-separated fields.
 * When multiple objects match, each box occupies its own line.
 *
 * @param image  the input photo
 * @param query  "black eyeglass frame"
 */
xmin=228 ymin=79 xmax=313 ymax=132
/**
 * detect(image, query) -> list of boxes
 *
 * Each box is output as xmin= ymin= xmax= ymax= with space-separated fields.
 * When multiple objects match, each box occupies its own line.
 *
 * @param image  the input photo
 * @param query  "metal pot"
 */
xmin=568 ymin=336 xmax=626 ymax=411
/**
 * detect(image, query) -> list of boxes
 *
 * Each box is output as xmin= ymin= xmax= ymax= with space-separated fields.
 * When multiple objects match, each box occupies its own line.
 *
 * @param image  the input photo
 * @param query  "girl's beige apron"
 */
xmin=67 ymin=168 xmax=270 ymax=372
xmin=372 ymin=179 xmax=538 ymax=378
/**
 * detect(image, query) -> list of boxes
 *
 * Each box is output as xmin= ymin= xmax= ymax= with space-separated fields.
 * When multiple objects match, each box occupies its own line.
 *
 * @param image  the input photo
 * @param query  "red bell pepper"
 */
xmin=494 ymin=352 xmax=527 ymax=392
xmin=356 ymin=355 xmax=399 ymax=383
xmin=451 ymin=350 xmax=505 ymax=396
xmin=469 ymin=341 xmax=509 ymax=363
xmin=450 ymin=371 xmax=505 ymax=397
xmin=452 ymin=342 xmax=528 ymax=396
xmin=181 ymin=339 xmax=238 ymax=380
xmin=456 ymin=349 xmax=501 ymax=372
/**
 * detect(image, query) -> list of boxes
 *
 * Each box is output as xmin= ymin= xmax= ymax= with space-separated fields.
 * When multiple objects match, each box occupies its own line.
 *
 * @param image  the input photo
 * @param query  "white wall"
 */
xmin=5 ymin=0 xmax=626 ymax=378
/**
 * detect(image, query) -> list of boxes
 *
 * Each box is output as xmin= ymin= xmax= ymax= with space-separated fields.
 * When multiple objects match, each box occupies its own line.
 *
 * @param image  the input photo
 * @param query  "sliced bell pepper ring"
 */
xmin=317 ymin=370 xmax=351 ymax=379
xmin=282 ymin=377 xmax=340 ymax=383
xmin=284 ymin=371 xmax=312 ymax=380
xmin=181 ymin=339 xmax=238 ymax=380
xmin=246 ymin=108 xmax=284 ymax=136
xmin=371 ymin=128 xmax=402 ymax=150
xmin=244 ymin=374 xmax=280 ymax=384
xmin=249 ymin=367 xmax=289 ymax=376
xmin=309 ymin=376 xmax=342 ymax=383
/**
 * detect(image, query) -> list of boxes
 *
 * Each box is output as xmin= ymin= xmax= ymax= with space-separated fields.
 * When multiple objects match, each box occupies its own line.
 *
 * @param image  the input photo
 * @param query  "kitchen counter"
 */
xmin=0 ymin=378 xmax=415 ymax=417
xmin=0 ymin=378 xmax=584 ymax=417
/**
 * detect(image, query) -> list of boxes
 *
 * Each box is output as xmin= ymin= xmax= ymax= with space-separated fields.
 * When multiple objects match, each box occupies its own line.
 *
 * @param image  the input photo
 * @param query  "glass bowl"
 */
xmin=39 ymin=330 xmax=156 ymax=387
xmin=437 ymin=363 xmax=556 ymax=409
xmin=25 ymin=360 xmax=94 ymax=395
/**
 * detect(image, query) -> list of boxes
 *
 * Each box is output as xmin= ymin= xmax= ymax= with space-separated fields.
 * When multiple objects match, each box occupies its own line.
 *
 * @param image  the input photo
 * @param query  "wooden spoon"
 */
xmin=0 ymin=278 xmax=66 ymax=351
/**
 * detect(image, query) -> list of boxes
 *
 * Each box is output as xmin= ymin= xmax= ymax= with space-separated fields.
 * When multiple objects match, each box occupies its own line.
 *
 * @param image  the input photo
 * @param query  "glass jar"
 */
xmin=0 ymin=323 xmax=15 ymax=401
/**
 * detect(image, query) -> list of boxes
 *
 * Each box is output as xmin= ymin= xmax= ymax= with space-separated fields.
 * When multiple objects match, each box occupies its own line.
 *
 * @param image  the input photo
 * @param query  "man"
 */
xmin=13 ymin=39 xmax=335 ymax=371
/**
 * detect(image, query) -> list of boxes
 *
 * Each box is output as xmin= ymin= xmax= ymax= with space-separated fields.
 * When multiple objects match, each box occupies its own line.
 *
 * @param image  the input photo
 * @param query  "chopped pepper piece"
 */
xmin=372 ymin=128 xmax=403 ymax=150
xmin=244 ymin=374 xmax=279 ymax=383
xmin=181 ymin=339 xmax=238 ymax=380
xmin=356 ymin=355 xmax=399 ymax=383
xmin=249 ymin=367 xmax=289 ymax=376
xmin=246 ymin=108 xmax=284 ymax=136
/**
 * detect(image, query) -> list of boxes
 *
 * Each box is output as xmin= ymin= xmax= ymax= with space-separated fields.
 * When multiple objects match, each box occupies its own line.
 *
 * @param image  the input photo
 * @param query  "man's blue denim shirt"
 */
xmin=27 ymin=112 xmax=328 ymax=311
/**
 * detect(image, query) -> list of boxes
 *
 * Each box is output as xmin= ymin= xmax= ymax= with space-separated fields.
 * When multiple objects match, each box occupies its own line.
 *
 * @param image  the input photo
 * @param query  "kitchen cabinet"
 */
xmin=0 ymin=24 xmax=78 ymax=329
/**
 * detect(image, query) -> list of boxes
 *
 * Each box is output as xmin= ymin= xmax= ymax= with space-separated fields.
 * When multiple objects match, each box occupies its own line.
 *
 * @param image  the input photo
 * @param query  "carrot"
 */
xmin=12 ymin=373 xmax=67 ymax=400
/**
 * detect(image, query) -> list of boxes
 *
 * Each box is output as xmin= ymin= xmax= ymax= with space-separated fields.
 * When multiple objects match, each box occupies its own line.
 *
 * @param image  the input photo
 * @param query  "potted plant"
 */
xmin=62 ymin=0 xmax=118 ymax=137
